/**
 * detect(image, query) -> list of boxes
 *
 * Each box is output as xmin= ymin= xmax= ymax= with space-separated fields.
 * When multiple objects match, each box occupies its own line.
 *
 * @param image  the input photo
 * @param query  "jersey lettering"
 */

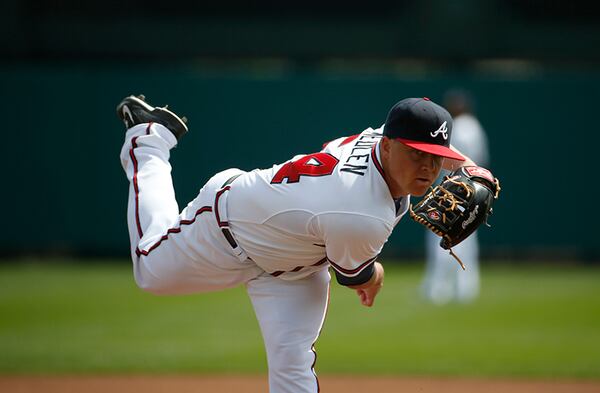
xmin=340 ymin=134 xmax=381 ymax=176
xmin=271 ymin=152 xmax=339 ymax=184
xmin=340 ymin=164 xmax=368 ymax=176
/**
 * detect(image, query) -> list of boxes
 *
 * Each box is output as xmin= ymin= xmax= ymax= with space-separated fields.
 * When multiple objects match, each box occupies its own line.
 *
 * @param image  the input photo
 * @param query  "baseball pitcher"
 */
xmin=117 ymin=95 xmax=499 ymax=393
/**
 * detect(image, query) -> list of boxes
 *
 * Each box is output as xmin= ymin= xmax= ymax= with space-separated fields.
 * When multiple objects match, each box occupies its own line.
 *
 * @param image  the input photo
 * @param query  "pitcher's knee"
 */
xmin=267 ymin=344 xmax=319 ymax=393
xmin=268 ymin=343 xmax=315 ymax=376
xmin=134 ymin=275 xmax=173 ymax=295
xmin=133 ymin=257 xmax=180 ymax=295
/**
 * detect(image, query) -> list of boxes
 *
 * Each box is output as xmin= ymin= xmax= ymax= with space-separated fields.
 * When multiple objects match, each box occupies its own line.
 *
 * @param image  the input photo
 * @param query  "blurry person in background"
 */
xmin=421 ymin=89 xmax=490 ymax=305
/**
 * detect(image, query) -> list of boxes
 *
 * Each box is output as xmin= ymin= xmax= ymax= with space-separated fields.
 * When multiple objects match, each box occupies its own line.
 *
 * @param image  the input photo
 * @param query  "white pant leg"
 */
xmin=423 ymin=231 xmax=455 ymax=304
xmin=422 ymin=230 xmax=480 ymax=304
xmin=120 ymin=123 xmax=262 ymax=295
xmin=246 ymin=269 xmax=330 ymax=393
xmin=120 ymin=123 xmax=179 ymax=258
xmin=454 ymin=232 xmax=480 ymax=302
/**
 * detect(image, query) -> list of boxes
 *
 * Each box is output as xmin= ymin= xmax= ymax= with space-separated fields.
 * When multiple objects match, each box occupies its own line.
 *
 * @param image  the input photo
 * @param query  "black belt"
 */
xmin=218 ymin=173 xmax=243 ymax=250
xmin=221 ymin=173 xmax=242 ymax=188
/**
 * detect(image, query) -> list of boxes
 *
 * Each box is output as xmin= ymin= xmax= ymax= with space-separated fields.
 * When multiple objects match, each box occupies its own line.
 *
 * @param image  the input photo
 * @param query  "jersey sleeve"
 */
xmin=312 ymin=213 xmax=392 ymax=285
xmin=321 ymin=126 xmax=384 ymax=153
xmin=320 ymin=136 xmax=350 ymax=152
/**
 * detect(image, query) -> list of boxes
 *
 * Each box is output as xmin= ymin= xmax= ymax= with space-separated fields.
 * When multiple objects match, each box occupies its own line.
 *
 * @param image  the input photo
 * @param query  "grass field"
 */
xmin=1 ymin=259 xmax=599 ymax=378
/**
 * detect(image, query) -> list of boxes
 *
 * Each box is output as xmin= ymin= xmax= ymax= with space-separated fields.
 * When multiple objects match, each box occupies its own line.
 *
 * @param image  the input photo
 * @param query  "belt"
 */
xmin=214 ymin=173 xmax=248 ymax=261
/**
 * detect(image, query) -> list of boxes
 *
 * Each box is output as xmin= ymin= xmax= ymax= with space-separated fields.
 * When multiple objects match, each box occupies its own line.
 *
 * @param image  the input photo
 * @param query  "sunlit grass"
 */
xmin=1 ymin=260 xmax=599 ymax=378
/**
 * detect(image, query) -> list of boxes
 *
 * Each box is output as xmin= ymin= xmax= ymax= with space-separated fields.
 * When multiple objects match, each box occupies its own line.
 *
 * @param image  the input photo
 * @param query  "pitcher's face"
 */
xmin=380 ymin=137 xmax=443 ymax=198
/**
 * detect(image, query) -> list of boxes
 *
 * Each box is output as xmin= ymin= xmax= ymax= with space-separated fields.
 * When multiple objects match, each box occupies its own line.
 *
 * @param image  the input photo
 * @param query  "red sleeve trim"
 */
xmin=339 ymin=134 xmax=360 ymax=147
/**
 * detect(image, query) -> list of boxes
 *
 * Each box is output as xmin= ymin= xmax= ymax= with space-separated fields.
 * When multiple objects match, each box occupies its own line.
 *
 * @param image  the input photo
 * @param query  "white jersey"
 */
xmin=226 ymin=126 xmax=410 ymax=280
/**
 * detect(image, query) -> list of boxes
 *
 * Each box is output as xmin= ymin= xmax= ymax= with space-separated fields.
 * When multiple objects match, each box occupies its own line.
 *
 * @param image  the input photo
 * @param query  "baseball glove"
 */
xmin=409 ymin=166 xmax=501 ymax=269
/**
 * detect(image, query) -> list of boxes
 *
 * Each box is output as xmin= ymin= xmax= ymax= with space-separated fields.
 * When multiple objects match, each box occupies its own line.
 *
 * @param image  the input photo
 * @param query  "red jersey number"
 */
xmin=271 ymin=153 xmax=339 ymax=184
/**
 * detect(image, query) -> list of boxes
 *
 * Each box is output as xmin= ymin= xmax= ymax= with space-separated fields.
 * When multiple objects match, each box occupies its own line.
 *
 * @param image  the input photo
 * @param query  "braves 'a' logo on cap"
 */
xmin=430 ymin=121 xmax=448 ymax=140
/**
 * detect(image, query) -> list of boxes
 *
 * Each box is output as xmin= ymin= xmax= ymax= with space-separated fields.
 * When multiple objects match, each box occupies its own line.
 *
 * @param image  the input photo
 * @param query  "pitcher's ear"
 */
xmin=381 ymin=136 xmax=392 ymax=155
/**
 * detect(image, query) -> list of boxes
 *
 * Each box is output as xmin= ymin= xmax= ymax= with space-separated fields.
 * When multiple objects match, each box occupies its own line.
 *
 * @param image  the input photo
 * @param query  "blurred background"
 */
xmin=1 ymin=0 xmax=599 ymax=383
xmin=2 ymin=0 xmax=599 ymax=260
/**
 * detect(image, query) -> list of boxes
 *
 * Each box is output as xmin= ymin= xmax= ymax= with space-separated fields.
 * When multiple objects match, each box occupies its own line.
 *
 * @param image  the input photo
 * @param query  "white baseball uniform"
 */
xmin=422 ymin=113 xmax=489 ymax=304
xmin=120 ymin=122 xmax=408 ymax=392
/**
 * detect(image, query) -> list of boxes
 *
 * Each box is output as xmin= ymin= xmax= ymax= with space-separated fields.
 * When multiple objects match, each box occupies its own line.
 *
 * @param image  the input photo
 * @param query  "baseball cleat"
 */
xmin=116 ymin=95 xmax=188 ymax=140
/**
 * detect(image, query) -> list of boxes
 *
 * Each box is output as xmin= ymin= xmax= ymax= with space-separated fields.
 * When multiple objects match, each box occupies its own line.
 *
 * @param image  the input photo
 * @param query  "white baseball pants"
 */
xmin=422 ymin=230 xmax=480 ymax=304
xmin=120 ymin=122 xmax=330 ymax=392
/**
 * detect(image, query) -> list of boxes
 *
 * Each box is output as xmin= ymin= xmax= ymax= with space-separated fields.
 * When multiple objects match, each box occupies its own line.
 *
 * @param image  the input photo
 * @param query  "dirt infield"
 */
xmin=1 ymin=375 xmax=599 ymax=393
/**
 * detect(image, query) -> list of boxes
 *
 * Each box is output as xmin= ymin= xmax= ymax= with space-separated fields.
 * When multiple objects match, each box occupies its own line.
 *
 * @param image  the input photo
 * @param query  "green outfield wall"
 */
xmin=1 ymin=65 xmax=596 ymax=259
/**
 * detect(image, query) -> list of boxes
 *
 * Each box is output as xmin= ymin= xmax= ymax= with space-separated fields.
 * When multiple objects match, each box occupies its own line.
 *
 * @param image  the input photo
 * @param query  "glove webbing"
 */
xmin=409 ymin=207 xmax=444 ymax=236
xmin=409 ymin=179 xmax=472 ymax=271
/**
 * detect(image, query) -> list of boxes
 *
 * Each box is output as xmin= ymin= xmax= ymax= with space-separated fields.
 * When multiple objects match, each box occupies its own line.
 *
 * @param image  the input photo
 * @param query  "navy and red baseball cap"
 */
xmin=383 ymin=97 xmax=465 ymax=161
